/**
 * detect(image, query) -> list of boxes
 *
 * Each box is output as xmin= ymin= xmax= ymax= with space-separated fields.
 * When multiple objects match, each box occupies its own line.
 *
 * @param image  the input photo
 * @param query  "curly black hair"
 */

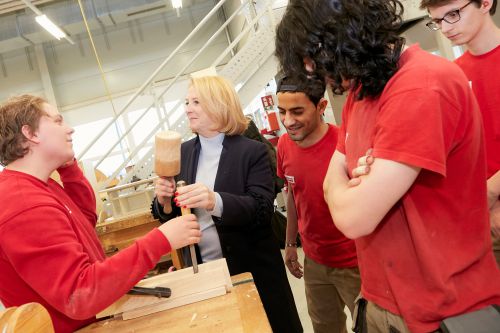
xmin=275 ymin=0 xmax=406 ymax=100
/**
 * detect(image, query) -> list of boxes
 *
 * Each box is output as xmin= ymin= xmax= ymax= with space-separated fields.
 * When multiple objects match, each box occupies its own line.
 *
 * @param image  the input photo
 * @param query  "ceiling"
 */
xmin=0 ymin=0 xmax=211 ymax=55
xmin=0 ymin=0 xmax=58 ymax=16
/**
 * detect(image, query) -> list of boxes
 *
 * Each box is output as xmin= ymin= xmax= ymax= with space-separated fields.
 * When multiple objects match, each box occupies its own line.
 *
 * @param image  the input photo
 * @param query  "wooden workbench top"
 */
xmin=96 ymin=210 xmax=162 ymax=257
xmin=77 ymin=273 xmax=271 ymax=333
xmin=96 ymin=210 xmax=157 ymax=234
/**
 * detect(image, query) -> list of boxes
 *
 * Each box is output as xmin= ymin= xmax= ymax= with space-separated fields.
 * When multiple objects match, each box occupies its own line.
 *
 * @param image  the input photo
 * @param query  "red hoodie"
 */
xmin=0 ymin=163 xmax=171 ymax=332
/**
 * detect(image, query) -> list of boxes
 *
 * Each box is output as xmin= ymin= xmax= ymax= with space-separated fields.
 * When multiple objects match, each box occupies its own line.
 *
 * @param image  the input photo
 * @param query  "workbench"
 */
xmin=96 ymin=210 xmax=160 ymax=256
xmin=96 ymin=210 xmax=186 ymax=269
xmin=77 ymin=272 xmax=271 ymax=333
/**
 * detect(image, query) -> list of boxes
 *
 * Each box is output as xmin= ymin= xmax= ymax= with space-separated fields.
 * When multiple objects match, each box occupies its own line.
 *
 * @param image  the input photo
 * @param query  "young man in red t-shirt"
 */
xmin=0 ymin=95 xmax=201 ymax=332
xmin=276 ymin=75 xmax=360 ymax=333
xmin=276 ymin=1 xmax=500 ymax=332
xmin=421 ymin=0 xmax=500 ymax=265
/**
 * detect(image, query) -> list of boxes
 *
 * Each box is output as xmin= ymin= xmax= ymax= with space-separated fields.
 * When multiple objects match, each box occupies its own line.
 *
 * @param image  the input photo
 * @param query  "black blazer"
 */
xmin=152 ymin=134 xmax=275 ymax=274
xmin=151 ymin=134 xmax=303 ymax=333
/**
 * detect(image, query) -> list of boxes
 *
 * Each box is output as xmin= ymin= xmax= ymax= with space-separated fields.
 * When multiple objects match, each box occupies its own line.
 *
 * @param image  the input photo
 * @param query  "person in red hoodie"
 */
xmin=0 ymin=94 xmax=201 ymax=332
xmin=421 ymin=0 xmax=500 ymax=266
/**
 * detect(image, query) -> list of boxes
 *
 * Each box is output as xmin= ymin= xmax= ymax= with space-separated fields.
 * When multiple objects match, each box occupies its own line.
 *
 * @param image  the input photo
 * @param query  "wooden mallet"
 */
xmin=154 ymin=130 xmax=181 ymax=214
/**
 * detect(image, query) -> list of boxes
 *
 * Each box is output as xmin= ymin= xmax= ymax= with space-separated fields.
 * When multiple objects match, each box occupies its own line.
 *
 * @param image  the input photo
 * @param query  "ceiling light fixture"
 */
xmin=20 ymin=0 xmax=74 ymax=44
xmin=171 ymin=0 xmax=183 ymax=9
xmin=35 ymin=15 xmax=67 ymax=40
xmin=171 ymin=0 xmax=182 ymax=17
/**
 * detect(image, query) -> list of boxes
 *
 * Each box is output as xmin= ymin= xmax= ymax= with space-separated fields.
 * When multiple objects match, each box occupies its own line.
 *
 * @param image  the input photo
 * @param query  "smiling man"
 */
xmin=421 ymin=0 xmax=500 ymax=266
xmin=276 ymin=75 xmax=360 ymax=333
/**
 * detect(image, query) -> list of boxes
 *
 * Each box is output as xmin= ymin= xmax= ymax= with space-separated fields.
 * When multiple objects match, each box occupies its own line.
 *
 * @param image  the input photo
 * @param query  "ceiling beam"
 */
xmin=0 ymin=0 xmax=58 ymax=16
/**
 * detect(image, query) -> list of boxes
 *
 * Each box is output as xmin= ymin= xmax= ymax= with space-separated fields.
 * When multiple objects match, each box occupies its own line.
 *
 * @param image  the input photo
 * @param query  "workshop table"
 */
xmin=77 ymin=273 xmax=271 ymax=333
xmin=96 ymin=210 xmax=160 ymax=256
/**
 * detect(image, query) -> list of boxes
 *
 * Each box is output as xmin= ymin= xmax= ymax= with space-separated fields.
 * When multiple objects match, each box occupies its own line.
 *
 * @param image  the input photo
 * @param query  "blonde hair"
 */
xmin=189 ymin=76 xmax=248 ymax=135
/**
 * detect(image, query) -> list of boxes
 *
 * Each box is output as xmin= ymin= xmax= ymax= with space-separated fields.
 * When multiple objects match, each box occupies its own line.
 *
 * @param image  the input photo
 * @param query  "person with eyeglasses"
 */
xmin=424 ymin=1 xmax=475 ymax=31
xmin=276 ymin=0 xmax=500 ymax=332
xmin=421 ymin=0 xmax=500 ymax=268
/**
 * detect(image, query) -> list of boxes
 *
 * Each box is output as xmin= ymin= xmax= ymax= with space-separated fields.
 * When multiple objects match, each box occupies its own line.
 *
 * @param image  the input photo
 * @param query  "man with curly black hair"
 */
xmin=421 ymin=0 xmax=500 ymax=267
xmin=276 ymin=1 xmax=500 ymax=332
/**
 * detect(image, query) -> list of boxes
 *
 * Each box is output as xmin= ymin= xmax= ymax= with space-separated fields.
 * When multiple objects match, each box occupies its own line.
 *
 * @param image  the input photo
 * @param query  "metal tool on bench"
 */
xmin=176 ymin=180 xmax=199 ymax=274
xmin=128 ymin=286 xmax=171 ymax=298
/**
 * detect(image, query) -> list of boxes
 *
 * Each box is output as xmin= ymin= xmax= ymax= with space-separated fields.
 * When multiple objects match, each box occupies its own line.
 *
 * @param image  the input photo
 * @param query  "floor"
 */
xmin=283 ymin=247 xmax=354 ymax=333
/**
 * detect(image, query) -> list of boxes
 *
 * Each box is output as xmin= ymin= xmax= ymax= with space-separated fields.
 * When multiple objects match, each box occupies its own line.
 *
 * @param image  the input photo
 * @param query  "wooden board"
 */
xmin=77 ymin=273 xmax=271 ymax=333
xmin=97 ymin=258 xmax=232 ymax=319
xmin=2 ymin=303 xmax=54 ymax=333
xmin=232 ymin=275 xmax=271 ymax=333
xmin=123 ymin=286 xmax=227 ymax=320
xmin=0 ymin=307 xmax=17 ymax=329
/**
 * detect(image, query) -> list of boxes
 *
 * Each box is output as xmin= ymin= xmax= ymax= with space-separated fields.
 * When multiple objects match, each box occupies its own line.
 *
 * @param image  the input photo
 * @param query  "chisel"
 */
xmin=176 ymin=180 xmax=199 ymax=274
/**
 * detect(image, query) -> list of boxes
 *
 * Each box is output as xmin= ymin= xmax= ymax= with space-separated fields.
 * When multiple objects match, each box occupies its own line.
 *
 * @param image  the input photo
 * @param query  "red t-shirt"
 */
xmin=0 ymin=164 xmax=171 ymax=333
xmin=455 ymin=46 xmax=500 ymax=178
xmin=277 ymin=124 xmax=357 ymax=268
xmin=337 ymin=44 xmax=500 ymax=333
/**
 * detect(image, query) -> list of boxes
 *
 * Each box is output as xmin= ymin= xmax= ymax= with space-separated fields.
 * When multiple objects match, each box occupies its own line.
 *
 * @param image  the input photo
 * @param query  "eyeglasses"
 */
xmin=426 ymin=1 xmax=473 ymax=31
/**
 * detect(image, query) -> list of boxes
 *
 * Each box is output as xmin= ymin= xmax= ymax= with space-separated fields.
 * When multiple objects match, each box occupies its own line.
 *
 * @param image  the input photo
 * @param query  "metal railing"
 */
xmin=82 ymin=0 xmax=277 ymax=189
xmin=76 ymin=0 xmax=232 ymax=162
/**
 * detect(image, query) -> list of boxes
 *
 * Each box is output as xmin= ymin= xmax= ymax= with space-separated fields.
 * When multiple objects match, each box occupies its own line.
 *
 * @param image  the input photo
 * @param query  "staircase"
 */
xmin=76 ymin=0 xmax=283 ymax=189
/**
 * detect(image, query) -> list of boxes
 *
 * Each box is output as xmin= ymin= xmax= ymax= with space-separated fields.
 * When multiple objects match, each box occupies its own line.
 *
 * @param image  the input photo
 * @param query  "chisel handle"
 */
xmin=176 ymin=180 xmax=199 ymax=274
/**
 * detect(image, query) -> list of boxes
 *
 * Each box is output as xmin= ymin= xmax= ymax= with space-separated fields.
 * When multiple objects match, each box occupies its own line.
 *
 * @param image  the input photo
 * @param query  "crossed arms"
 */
xmin=323 ymin=150 xmax=420 ymax=239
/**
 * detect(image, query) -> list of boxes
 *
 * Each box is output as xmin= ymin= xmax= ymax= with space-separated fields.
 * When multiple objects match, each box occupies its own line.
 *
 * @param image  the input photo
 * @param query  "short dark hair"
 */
xmin=276 ymin=74 xmax=326 ymax=106
xmin=420 ymin=0 xmax=497 ymax=15
xmin=275 ymin=0 xmax=405 ymax=100
xmin=0 ymin=95 xmax=48 ymax=166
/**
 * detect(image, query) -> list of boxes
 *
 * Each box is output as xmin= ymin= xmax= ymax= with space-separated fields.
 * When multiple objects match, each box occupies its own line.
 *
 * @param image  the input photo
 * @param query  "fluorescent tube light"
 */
xmin=171 ymin=0 xmax=182 ymax=9
xmin=35 ymin=15 xmax=66 ymax=40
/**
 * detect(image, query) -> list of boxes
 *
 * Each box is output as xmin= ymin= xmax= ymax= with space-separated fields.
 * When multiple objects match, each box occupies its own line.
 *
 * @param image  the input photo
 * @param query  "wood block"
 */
xmin=3 ymin=303 xmax=54 ymax=333
xmin=123 ymin=286 xmax=227 ymax=320
xmin=0 ymin=307 xmax=17 ymax=329
xmin=97 ymin=258 xmax=232 ymax=320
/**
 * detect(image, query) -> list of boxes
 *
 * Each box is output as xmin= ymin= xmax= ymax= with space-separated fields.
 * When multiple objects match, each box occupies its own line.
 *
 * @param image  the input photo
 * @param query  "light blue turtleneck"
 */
xmin=194 ymin=133 xmax=224 ymax=262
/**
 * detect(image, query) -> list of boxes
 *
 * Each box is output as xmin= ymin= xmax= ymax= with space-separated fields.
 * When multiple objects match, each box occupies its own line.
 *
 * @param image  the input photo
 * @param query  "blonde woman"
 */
xmin=152 ymin=76 xmax=302 ymax=333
